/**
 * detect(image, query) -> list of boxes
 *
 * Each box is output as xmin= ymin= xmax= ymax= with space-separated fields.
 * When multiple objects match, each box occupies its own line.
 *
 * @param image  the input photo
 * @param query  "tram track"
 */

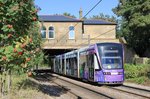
xmin=33 ymin=71 xmax=150 ymax=99
xmin=50 ymin=73 xmax=150 ymax=99
xmin=122 ymin=84 xmax=150 ymax=92
xmin=104 ymin=85 xmax=150 ymax=99
xmin=39 ymin=73 xmax=113 ymax=99
xmin=31 ymin=74 xmax=83 ymax=99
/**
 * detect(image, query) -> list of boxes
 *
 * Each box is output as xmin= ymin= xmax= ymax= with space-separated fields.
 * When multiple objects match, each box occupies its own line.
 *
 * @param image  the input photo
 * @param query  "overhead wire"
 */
xmin=77 ymin=28 xmax=116 ymax=47
xmin=51 ymin=0 xmax=103 ymax=48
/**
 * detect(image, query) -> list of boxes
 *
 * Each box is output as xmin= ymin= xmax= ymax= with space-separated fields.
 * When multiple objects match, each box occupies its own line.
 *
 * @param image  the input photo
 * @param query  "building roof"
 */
xmin=38 ymin=15 xmax=116 ymax=25
xmin=83 ymin=19 xmax=116 ymax=25
xmin=39 ymin=15 xmax=82 ymax=22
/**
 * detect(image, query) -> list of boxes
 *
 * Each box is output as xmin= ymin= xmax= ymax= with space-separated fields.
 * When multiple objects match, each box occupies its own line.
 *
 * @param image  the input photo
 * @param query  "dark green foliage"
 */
xmin=90 ymin=13 xmax=122 ymax=38
xmin=126 ymin=76 xmax=148 ymax=84
xmin=113 ymin=0 xmax=150 ymax=56
xmin=148 ymin=59 xmax=150 ymax=64
xmin=124 ymin=64 xmax=150 ymax=78
xmin=63 ymin=12 xmax=76 ymax=18
xmin=0 ymin=0 xmax=44 ymax=72
xmin=90 ymin=13 xmax=117 ymax=22
xmin=124 ymin=64 xmax=150 ymax=84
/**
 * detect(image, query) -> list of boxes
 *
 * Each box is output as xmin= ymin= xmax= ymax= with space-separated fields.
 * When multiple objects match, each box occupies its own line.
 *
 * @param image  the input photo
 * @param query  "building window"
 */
xmin=69 ymin=26 xmax=75 ymax=39
xmin=41 ymin=26 xmax=46 ymax=38
xmin=49 ymin=26 xmax=55 ymax=39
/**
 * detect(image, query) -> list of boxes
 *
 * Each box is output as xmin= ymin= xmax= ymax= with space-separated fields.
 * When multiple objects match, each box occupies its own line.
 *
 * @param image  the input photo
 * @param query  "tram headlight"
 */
xmin=104 ymin=77 xmax=107 ymax=81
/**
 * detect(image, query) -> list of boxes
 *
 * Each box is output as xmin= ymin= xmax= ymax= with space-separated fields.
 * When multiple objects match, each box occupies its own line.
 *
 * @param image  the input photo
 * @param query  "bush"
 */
xmin=124 ymin=64 xmax=150 ymax=79
xmin=126 ymin=76 xmax=148 ymax=84
xmin=148 ymin=59 xmax=150 ymax=64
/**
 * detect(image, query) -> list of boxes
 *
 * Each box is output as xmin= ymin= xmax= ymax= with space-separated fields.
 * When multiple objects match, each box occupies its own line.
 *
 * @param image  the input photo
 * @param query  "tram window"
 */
xmin=69 ymin=59 xmax=72 ymax=75
xmin=62 ymin=59 xmax=64 ymax=73
xmin=66 ymin=59 xmax=69 ymax=74
xmin=58 ymin=58 xmax=61 ymax=73
xmin=73 ymin=57 xmax=77 ymax=76
xmin=55 ymin=58 xmax=60 ymax=73
xmin=101 ymin=57 xmax=122 ymax=69
xmin=74 ymin=58 xmax=77 ymax=69
xmin=80 ymin=55 xmax=86 ymax=66
xmin=79 ymin=54 xmax=87 ymax=77
xmin=94 ymin=55 xmax=99 ymax=69
xmin=87 ymin=54 xmax=94 ymax=68
xmin=68 ymin=57 xmax=77 ymax=76
xmin=103 ymin=50 xmax=119 ymax=57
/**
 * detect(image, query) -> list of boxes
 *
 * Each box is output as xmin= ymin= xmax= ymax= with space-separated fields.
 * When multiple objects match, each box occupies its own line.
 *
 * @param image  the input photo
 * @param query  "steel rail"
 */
xmin=33 ymin=70 xmax=150 ymax=99
xmin=104 ymin=85 xmax=150 ymax=99
xmin=33 ymin=74 xmax=83 ymax=99
xmin=122 ymin=85 xmax=150 ymax=92
xmin=37 ymin=73 xmax=113 ymax=99
xmin=50 ymin=73 xmax=150 ymax=99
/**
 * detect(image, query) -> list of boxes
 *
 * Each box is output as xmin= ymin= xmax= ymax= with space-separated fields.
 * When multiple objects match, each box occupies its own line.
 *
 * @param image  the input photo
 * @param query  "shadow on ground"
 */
xmin=38 ymin=84 xmax=69 ymax=96
xmin=17 ymin=73 xmax=69 ymax=97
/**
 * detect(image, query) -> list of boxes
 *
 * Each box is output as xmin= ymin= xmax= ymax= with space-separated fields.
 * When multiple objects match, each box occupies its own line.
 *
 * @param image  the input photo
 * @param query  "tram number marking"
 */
xmin=111 ymin=72 xmax=118 ymax=75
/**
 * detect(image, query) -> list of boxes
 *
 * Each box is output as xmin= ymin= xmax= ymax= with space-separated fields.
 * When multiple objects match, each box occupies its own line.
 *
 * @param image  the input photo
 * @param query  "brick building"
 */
xmin=38 ymin=13 xmax=119 ymax=55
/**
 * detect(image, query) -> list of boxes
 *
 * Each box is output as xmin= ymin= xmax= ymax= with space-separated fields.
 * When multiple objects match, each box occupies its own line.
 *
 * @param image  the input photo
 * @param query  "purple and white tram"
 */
xmin=53 ymin=43 xmax=124 ymax=84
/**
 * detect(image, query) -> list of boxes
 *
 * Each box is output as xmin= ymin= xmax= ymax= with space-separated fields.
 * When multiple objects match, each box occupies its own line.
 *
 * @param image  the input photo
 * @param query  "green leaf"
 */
xmin=4 ymin=46 xmax=14 ymax=54
xmin=113 ymin=0 xmax=150 ymax=56
xmin=0 ymin=48 xmax=4 ymax=53
xmin=0 ymin=34 xmax=4 ymax=38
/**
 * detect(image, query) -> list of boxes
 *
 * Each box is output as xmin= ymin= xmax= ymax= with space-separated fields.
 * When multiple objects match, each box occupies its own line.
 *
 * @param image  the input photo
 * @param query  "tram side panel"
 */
xmin=62 ymin=55 xmax=66 ymax=75
xmin=54 ymin=56 xmax=63 ymax=74
xmin=87 ymin=52 xmax=95 ymax=82
xmin=93 ymin=52 xmax=105 ymax=83
xmin=54 ymin=43 xmax=124 ymax=84
xmin=65 ymin=51 xmax=78 ymax=78
xmin=79 ymin=51 xmax=88 ymax=80
xmin=54 ymin=57 xmax=59 ymax=73
xmin=79 ymin=49 xmax=98 ymax=82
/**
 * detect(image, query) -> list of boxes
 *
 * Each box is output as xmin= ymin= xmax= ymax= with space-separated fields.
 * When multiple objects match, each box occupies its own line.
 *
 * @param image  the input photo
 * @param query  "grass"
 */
xmin=0 ymin=74 xmax=52 ymax=99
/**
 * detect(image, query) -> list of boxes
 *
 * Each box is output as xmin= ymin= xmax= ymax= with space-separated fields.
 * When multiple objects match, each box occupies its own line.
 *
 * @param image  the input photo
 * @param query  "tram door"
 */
xmin=79 ymin=52 xmax=87 ymax=79
xmin=88 ymin=54 xmax=94 ymax=81
xmin=62 ymin=58 xmax=65 ymax=74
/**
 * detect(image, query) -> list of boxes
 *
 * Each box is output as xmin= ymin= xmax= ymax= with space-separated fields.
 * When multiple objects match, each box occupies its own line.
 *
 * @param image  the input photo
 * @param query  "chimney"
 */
xmin=79 ymin=8 xmax=83 ymax=19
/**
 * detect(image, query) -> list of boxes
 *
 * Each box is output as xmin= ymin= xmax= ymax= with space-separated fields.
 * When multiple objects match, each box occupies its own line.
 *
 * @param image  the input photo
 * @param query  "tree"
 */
xmin=90 ymin=13 xmax=117 ymax=22
xmin=63 ymin=12 xmax=76 ymax=18
xmin=0 ymin=0 xmax=43 ymax=95
xmin=113 ymin=0 xmax=150 ymax=56
xmin=90 ymin=13 xmax=121 ymax=38
xmin=0 ymin=0 xmax=43 ymax=72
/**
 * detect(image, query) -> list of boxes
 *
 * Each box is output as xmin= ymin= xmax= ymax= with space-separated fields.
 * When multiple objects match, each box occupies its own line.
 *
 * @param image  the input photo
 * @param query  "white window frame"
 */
xmin=48 ymin=26 xmax=55 ymax=39
xmin=69 ymin=26 xmax=75 ymax=39
xmin=41 ymin=26 xmax=46 ymax=38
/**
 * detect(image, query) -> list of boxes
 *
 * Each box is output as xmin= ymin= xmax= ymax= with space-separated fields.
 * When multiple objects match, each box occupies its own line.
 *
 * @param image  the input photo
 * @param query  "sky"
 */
xmin=34 ymin=0 xmax=119 ymax=18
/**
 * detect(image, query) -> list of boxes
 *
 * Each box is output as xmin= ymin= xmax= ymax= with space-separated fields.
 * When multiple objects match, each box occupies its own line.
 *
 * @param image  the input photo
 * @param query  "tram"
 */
xmin=53 ymin=42 xmax=124 ymax=84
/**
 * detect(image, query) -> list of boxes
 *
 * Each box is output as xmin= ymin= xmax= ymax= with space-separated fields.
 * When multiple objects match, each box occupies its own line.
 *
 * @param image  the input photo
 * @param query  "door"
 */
xmin=88 ymin=54 xmax=94 ymax=81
